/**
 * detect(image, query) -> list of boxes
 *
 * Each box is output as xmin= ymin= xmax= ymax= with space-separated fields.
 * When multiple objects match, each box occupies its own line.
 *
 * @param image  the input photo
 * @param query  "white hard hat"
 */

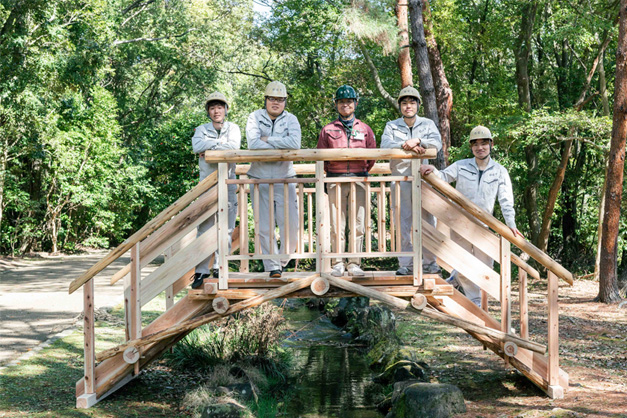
xmin=264 ymin=81 xmax=288 ymax=98
xmin=469 ymin=125 xmax=492 ymax=142
xmin=397 ymin=86 xmax=422 ymax=104
xmin=205 ymin=92 xmax=229 ymax=111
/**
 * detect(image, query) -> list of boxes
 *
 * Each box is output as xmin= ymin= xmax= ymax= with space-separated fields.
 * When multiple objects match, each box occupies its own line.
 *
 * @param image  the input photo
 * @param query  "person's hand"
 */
xmin=402 ymin=138 xmax=421 ymax=151
xmin=199 ymin=152 xmax=205 ymax=159
xmin=261 ymin=136 xmax=269 ymax=142
xmin=510 ymin=227 xmax=524 ymax=238
xmin=420 ymin=164 xmax=435 ymax=175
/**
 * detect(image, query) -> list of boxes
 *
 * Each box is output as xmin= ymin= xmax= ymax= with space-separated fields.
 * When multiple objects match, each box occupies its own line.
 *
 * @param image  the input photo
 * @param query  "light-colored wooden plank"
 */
xmin=548 ymin=271 xmax=559 ymax=386
xmin=519 ymin=269 xmax=529 ymax=340
xmin=218 ymin=163 xmax=229 ymax=290
xmin=350 ymin=182 xmax=356 ymax=253
xmin=365 ymin=182 xmax=371 ymax=253
xmin=284 ymin=183 xmax=289 ymax=255
xmin=389 ymin=183 xmax=395 ymax=252
xmin=140 ymin=226 xmax=217 ymax=306
xmin=205 ymin=148 xmax=436 ymax=163
xmin=298 ymin=183 xmax=304 ymax=254
xmin=253 ymin=184 xmax=260 ymax=255
xmin=315 ymin=162 xmax=325 ymax=273
xmin=321 ymin=251 xmax=413 ymax=258
xmin=239 ymin=179 xmax=249 ymax=273
xmin=70 ymin=171 xmax=219 ymax=294
xmin=268 ymin=183 xmax=275 ymax=258
xmin=500 ymin=236 xmax=511 ymax=366
xmin=422 ymin=222 xmax=500 ymax=300
xmin=227 ymin=253 xmax=312 ymax=261
xmin=307 ymin=192 xmax=313 ymax=253
xmin=83 ymin=278 xmax=95 ymax=394
xmin=423 ymin=173 xmax=573 ymax=285
xmin=412 ymin=160 xmax=422 ymax=287
xmin=235 ymin=162 xmax=394 ymax=176
xmin=394 ymin=180 xmax=401 ymax=251
xmin=322 ymin=176 xmax=411 ymax=183
xmin=226 ymin=177 xmax=312 ymax=184
xmin=335 ymin=180 xmax=341 ymax=256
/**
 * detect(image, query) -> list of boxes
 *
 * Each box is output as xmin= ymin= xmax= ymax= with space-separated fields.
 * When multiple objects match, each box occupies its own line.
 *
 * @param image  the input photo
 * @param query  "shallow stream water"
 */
xmin=281 ymin=303 xmax=382 ymax=418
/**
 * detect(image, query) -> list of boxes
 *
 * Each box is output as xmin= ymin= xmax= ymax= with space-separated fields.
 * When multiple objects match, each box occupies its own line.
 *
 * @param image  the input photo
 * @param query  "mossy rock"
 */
xmin=386 ymin=381 xmax=466 ymax=418
xmin=369 ymin=344 xmax=424 ymax=373
xmin=373 ymin=360 xmax=429 ymax=385
xmin=200 ymin=400 xmax=252 ymax=418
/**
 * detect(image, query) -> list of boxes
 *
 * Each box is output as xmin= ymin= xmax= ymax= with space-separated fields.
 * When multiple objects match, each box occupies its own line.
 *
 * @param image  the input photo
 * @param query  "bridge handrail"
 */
xmin=68 ymin=171 xmax=219 ymax=294
xmin=422 ymin=172 xmax=574 ymax=286
xmin=203 ymin=148 xmax=437 ymax=163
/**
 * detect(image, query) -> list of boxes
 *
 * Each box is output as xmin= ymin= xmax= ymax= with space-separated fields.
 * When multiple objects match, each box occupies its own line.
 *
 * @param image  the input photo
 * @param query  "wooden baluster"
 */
xmin=395 ymin=180 xmax=402 ymax=251
xmin=239 ymin=176 xmax=249 ymax=273
xmin=335 ymin=180 xmax=341 ymax=257
xmin=283 ymin=182 xmax=289 ymax=256
xmin=500 ymin=236 xmax=511 ymax=365
xmin=315 ymin=162 xmax=325 ymax=273
xmin=129 ymin=242 xmax=141 ymax=374
xmin=389 ymin=182 xmax=396 ymax=252
xmin=350 ymin=181 xmax=356 ymax=253
xmin=268 ymin=183 xmax=275 ymax=260
xmin=547 ymin=270 xmax=563 ymax=398
xmin=519 ymin=269 xmax=529 ymax=340
xmin=365 ymin=182 xmax=372 ymax=253
xmin=299 ymin=183 xmax=304 ymax=254
xmin=83 ymin=278 xmax=95 ymax=393
xmin=218 ymin=163 xmax=229 ymax=290
xmin=307 ymin=192 xmax=313 ymax=253
xmin=253 ymin=184 xmax=260 ymax=255
xmin=411 ymin=160 xmax=422 ymax=287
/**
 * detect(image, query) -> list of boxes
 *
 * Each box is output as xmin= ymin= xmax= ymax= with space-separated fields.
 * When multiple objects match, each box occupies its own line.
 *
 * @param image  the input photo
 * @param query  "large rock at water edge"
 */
xmin=386 ymin=381 xmax=466 ymax=418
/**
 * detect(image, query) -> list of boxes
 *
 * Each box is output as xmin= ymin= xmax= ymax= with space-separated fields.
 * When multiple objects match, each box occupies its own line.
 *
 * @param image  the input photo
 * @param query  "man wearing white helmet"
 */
xmin=191 ymin=92 xmax=241 ymax=289
xmin=246 ymin=81 xmax=301 ymax=278
xmin=381 ymin=86 xmax=442 ymax=276
xmin=421 ymin=126 xmax=523 ymax=306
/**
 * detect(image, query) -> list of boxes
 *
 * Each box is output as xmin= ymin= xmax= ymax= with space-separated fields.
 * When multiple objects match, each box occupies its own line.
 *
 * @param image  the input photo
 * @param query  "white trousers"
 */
xmin=328 ymin=182 xmax=366 ymax=266
xmin=390 ymin=181 xmax=438 ymax=269
xmin=250 ymin=182 xmax=299 ymax=271
xmin=195 ymin=184 xmax=238 ymax=274
xmin=449 ymin=230 xmax=493 ymax=306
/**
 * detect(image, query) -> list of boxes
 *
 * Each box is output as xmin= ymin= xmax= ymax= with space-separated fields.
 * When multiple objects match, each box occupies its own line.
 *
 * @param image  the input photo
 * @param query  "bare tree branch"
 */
xmin=357 ymin=40 xmax=399 ymax=112
xmin=112 ymin=28 xmax=196 ymax=46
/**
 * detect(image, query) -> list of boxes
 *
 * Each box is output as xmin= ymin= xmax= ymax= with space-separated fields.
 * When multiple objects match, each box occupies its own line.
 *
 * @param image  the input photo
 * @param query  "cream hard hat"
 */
xmin=264 ymin=81 xmax=288 ymax=98
xmin=469 ymin=125 xmax=493 ymax=142
xmin=205 ymin=92 xmax=229 ymax=112
xmin=397 ymin=86 xmax=422 ymax=104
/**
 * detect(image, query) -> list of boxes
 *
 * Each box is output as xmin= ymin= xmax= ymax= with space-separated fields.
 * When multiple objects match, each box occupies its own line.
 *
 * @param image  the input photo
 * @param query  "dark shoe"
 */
xmin=396 ymin=266 xmax=413 ymax=276
xmin=212 ymin=268 xmax=219 ymax=278
xmin=191 ymin=273 xmax=209 ymax=289
xmin=269 ymin=269 xmax=282 ymax=278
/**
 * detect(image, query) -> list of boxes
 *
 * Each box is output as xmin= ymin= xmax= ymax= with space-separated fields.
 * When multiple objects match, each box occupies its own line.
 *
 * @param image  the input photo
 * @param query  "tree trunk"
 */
xmin=396 ymin=1 xmax=413 ymax=88
xmin=408 ymin=0 xmax=440 ymax=160
xmin=514 ymin=1 xmax=538 ymax=112
xmin=422 ymin=0 xmax=452 ymax=168
xmin=358 ymin=41 xmax=399 ymax=112
xmin=0 ymin=141 xmax=7 ymax=235
xmin=595 ymin=152 xmax=609 ymax=280
xmin=598 ymin=0 xmax=627 ymax=303
xmin=524 ymin=146 xmax=541 ymax=245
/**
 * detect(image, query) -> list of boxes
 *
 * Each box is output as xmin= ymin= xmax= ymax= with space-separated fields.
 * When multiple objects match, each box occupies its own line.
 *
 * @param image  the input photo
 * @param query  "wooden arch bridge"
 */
xmin=68 ymin=149 xmax=572 ymax=408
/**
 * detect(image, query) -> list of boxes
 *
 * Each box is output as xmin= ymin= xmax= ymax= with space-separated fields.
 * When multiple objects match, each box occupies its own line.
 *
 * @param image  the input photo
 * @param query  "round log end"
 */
xmin=212 ymin=297 xmax=230 ymax=314
xmin=504 ymin=341 xmax=518 ymax=357
xmin=411 ymin=293 xmax=428 ymax=310
xmin=310 ymin=277 xmax=330 ymax=296
xmin=123 ymin=346 xmax=140 ymax=364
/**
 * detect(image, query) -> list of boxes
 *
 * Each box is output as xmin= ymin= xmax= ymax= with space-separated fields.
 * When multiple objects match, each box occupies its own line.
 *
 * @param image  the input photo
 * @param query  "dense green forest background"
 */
xmin=1 ymin=0 xmax=625 ymax=279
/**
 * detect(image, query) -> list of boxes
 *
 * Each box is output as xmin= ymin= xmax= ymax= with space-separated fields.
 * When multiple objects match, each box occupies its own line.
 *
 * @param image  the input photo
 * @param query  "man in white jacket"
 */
xmin=381 ymin=86 xmax=442 ymax=276
xmin=421 ymin=126 xmax=523 ymax=306
xmin=246 ymin=81 xmax=301 ymax=278
xmin=190 ymin=92 xmax=241 ymax=289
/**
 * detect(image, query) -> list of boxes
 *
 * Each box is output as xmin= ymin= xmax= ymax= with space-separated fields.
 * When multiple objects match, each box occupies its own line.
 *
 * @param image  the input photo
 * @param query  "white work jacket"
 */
xmin=381 ymin=116 xmax=442 ymax=176
xmin=435 ymin=157 xmax=517 ymax=229
xmin=246 ymin=109 xmax=301 ymax=179
xmin=192 ymin=121 xmax=241 ymax=181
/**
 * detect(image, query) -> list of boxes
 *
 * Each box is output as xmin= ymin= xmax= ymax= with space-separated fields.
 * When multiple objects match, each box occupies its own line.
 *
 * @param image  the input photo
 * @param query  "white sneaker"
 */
xmin=347 ymin=264 xmax=365 ymax=277
xmin=331 ymin=263 xmax=345 ymax=277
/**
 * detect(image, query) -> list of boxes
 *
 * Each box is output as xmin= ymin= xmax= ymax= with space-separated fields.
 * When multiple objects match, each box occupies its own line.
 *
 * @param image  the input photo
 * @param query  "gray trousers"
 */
xmin=449 ymin=230 xmax=493 ymax=306
xmin=195 ymin=183 xmax=238 ymax=274
xmin=328 ymin=182 xmax=366 ymax=267
xmin=390 ymin=180 xmax=438 ymax=269
xmin=250 ymin=182 xmax=299 ymax=271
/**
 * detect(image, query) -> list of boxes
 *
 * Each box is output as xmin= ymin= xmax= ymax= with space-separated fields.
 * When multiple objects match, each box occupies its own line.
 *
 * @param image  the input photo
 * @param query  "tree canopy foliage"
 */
xmin=0 ymin=0 xmax=625 ymax=282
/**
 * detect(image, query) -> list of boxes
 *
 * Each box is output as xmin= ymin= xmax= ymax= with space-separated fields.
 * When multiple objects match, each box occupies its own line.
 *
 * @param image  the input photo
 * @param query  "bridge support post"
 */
xmin=80 ymin=277 xmax=96 ymax=407
xmin=218 ymin=163 xmax=229 ymax=290
xmin=411 ymin=160 xmax=422 ymax=286
xmin=547 ymin=271 xmax=563 ymax=398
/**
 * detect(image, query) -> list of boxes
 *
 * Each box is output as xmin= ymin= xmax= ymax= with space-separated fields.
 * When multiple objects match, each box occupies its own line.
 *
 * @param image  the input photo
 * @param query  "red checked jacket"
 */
xmin=316 ymin=118 xmax=377 ymax=174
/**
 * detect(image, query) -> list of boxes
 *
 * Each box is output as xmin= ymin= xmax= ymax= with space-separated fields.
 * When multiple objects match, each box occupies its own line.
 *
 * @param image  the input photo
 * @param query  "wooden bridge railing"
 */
xmin=70 ymin=149 xmax=572 ymax=406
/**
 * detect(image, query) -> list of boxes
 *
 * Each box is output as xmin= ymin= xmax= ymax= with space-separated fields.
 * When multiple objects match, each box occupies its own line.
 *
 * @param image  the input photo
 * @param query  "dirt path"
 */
xmin=0 ymin=251 xmax=158 ymax=366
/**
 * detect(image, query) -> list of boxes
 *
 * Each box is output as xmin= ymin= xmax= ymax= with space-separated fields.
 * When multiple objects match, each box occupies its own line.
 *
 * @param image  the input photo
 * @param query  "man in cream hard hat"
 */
xmin=381 ymin=86 xmax=442 ymax=276
xmin=246 ymin=81 xmax=301 ymax=278
xmin=317 ymin=85 xmax=377 ymax=277
xmin=421 ymin=125 xmax=523 ymax=306
xmin=191 ymin=92 xmax=241 ymax=289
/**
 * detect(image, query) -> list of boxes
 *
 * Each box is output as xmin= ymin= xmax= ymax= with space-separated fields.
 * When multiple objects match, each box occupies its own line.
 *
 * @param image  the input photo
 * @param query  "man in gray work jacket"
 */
xmin=421 ymin=125 xmax=523 ymax=306
xmin=191 ymin=92 xmax=241 ymax=289
xmin=246 ymin=81 xmax=301 ymax=278
xmin=381 ymin=86 xmax=442 ymax=276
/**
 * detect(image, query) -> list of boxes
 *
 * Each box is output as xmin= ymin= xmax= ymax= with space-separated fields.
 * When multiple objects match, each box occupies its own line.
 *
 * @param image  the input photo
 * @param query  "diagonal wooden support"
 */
xmin=323 ymin=274 xmax=546 ymax=355
xmin=96 ymin=274 xmax=318 ymax=362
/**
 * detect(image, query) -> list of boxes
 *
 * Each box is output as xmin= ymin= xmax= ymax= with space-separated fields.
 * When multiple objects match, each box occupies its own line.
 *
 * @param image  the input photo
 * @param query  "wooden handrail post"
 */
xmin=129 ymin=242 xmax=141 ymax=374
xmin=77 ymin=277 xmax=97 ymax=408
xmin=519 ymin=269 xmax=529 ymax=340
xmin=547 ymin=270 xmax=563 ymax=398
xmin=218 ymin=163 xmax=229 ymax=290
xmin=500 ymin=236 xmax=512 ymax=364
xmin=239 ymin=176 xmax=249 ymax=273
xmin=315 ymin=162 xmax=325 ymax=273
xmin=411 ymin=160 xmax=422 ymax=286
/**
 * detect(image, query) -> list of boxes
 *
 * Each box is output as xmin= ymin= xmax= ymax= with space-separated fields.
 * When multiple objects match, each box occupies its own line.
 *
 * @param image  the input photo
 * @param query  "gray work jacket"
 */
xmin=192 ymin=121 xmax=241 ymax=181
xmin=246 ymin=109 xmax=301 ymax=179
xmin=381 ymin=116 xmax=442 ymax=176
xmin=435 ymin=157 xmax=517 ymax=229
